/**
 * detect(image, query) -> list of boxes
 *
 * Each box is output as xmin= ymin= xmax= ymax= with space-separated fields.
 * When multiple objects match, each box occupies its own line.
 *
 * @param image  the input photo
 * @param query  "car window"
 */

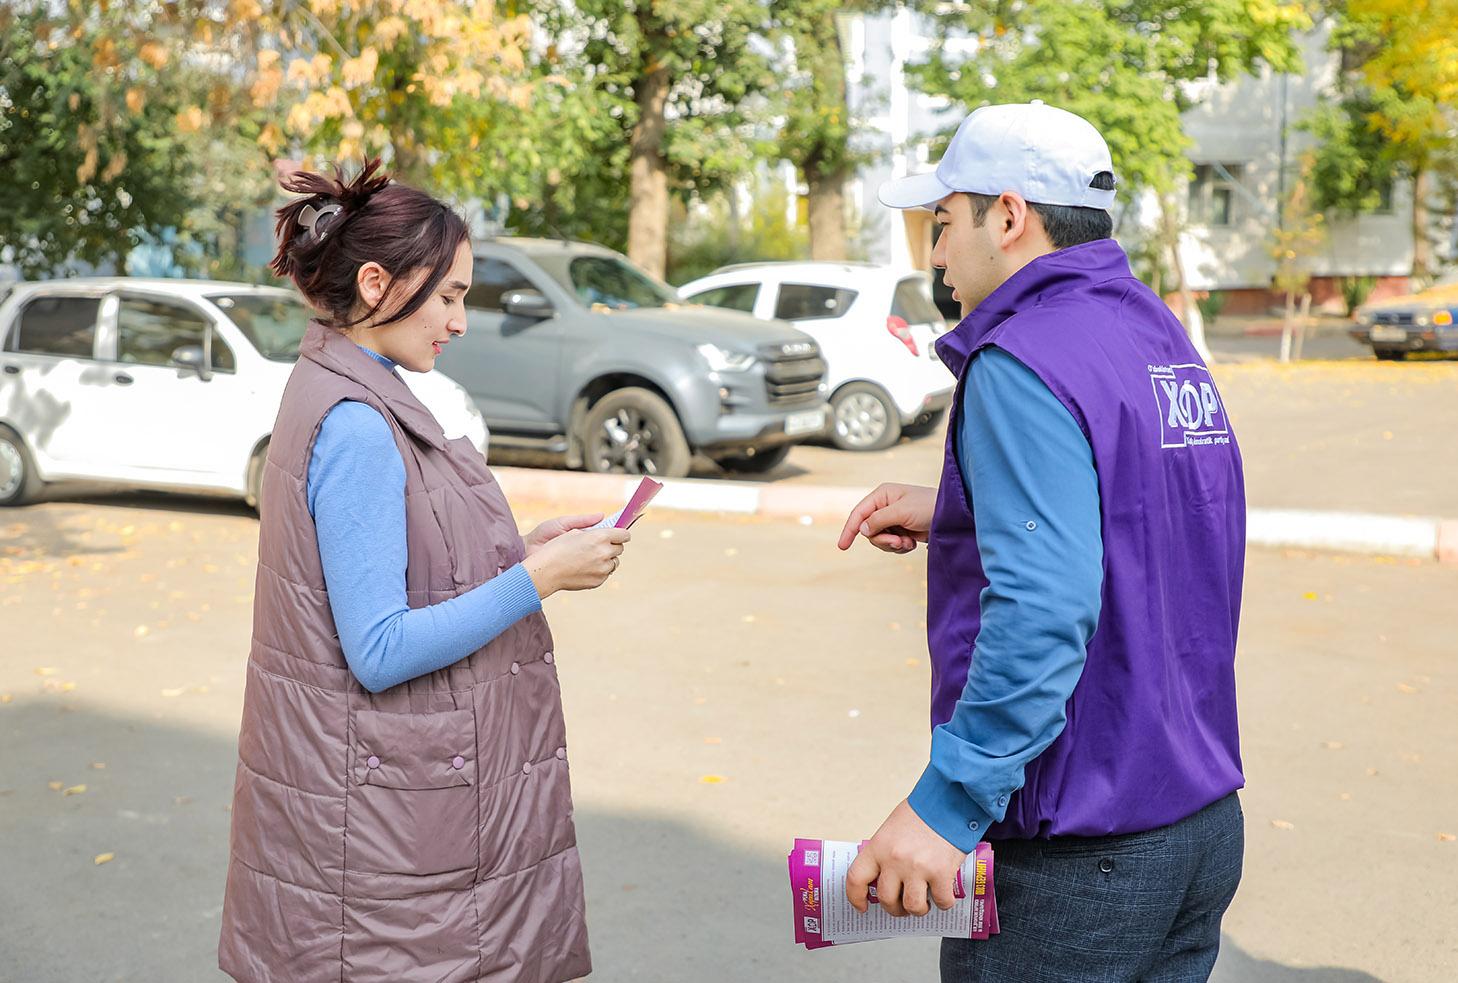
xmin=212 ymin=335 xmax=236 ymax=372
xmin=688 ymin=283 xmax=760 ymax=313
xmin=891 ymin=278 xmax=944 ymax=326
xmin=568 ymin=256 xmax=677 ymax=310
xmin=8 ymin=296 xmax=100 ymax=358
xmin=466 ymin=259 xmax=534 ymax=312
xmin=774 ymin=283 xmax=857 ymax=321
xmin=117 ymin=297 xmax=209 ymax=367
xmin=210 ymin=293 xmax=309 ymax=362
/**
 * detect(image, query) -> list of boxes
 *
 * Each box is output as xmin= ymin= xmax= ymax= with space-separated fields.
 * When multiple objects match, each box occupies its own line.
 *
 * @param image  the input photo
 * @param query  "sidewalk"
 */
xmin=491 ymin=360 xmax=1458 ymax=564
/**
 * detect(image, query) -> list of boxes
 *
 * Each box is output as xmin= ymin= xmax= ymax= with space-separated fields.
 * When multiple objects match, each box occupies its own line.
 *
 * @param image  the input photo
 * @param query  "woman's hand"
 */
xmin=524 ymin=514 xmax=605 ymax=557
xmin=524 ymin=527 xmax=631 ymax=599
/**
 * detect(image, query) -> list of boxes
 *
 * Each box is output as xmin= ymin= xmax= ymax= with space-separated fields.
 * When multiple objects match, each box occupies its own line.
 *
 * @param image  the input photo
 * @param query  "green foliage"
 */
xmin=666 ymin=180 xmax=808 ymax=284
xmin=0 ymin=5 xmax=208 ymax=276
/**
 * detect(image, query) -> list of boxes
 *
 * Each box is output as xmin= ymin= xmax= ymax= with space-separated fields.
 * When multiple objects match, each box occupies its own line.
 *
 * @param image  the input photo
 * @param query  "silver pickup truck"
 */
xmin=437 ymin=237 xmax=831 ymax=478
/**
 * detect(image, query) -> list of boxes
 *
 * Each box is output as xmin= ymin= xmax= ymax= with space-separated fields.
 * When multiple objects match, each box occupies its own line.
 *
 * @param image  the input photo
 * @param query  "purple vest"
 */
xmin=929 ymin=239 xmax=1246 ymax=839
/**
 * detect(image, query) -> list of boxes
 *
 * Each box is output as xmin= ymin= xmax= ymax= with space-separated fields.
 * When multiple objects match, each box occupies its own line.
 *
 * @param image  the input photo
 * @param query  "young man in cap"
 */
xmin=837 ymin=102 xmax=1247 ymax=981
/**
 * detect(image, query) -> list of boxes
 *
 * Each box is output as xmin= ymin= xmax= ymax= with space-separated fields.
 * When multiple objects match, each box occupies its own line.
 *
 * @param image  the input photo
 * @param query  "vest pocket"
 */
xmin=349 ymin=707 xmax=479 ymax=877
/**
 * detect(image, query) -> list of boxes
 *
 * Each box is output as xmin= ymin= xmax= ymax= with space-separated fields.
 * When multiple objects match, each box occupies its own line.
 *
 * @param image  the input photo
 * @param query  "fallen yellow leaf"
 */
xmin=699 ymin=775 xmax=727 ymax=784
xmin=1270 ymin=819 xmax=1295 ymax=830
xmin=1396 ymin=683 xmax=1418 ymax=694
xmin=703 ymin=737 xmax=722 ymax=745
xmin=94 ymin=853 xmax=115 ymax=866
xmin=63 ymin=784 xmax=87 ymax=796
xmin=0 ymin=693 xmax=12 ymax=704
xmin=34 ymin=667 xmax=59 ymax=676
xmin=47 ymin=781 xmax=63 ymax=791
xmin=133 ymin=625 xmax=149 ymax=639
xmin=1439 ymin=833 xmax=1456 ymax=843
xmin=1302 ymin=592 xmax=1318 ymax=601
xmin=160 ymin=687 xmax=185 ymax=698
xmin=90 ymin=762 xmax=106 ymax=770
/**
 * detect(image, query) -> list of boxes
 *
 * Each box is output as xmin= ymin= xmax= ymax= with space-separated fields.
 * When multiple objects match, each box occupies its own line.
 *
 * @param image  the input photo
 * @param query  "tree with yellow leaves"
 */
xmin=238 ymin=0 xmax=535 ymax=197
xmin=1309 ymin=0 xmax=1458 ymax=281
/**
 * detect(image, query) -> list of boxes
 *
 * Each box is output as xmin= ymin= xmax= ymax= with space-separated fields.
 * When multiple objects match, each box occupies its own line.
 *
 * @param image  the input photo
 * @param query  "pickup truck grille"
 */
xmin=762 ymin=343 xmax=826 ymax=405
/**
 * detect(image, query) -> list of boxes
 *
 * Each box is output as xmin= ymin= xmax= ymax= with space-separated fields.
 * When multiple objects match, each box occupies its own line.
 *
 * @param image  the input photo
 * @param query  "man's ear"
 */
xmin=995 ymin=193 xmax=1033 ymax=248
xmin=356 ymin=262 xmax=391 ymax=310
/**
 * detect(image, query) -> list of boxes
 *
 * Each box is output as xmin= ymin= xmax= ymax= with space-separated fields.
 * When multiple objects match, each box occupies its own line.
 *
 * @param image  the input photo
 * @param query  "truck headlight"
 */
xmin=698 ymin=344 xmax=758 ymax=373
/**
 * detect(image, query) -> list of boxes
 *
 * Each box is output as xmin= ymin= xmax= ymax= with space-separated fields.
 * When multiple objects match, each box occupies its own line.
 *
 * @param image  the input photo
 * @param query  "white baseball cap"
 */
xmin=879 ymin=101 xmax=1116 ymax=211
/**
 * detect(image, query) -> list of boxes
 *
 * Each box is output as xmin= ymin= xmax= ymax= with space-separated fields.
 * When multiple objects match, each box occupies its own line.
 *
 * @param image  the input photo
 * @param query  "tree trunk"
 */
xmin=805 ymin=156 xmax=849 ymax=261
xmin=802 ymin=8 xmax=850 ymax=261
xmin=1161 ymin=194 xmax=1212 ymax=363
xmin=1279 ymin=289 xmax=1295 ymax=363
xmin=627 ymin=56 xmax=671 ymax=279
xmin=1412 ymin=166 xmax=1433 ymax=284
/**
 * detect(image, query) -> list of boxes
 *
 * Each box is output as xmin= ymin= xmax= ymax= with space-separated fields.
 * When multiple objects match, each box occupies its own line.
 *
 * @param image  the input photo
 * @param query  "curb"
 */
xmin=494 ymin=467 xmax=1458 ymax=564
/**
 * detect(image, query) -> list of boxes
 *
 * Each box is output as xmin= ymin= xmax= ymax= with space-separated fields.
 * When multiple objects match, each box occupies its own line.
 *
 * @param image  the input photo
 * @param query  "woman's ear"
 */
xmin=356 ymin=262 xmax=391 ymax=311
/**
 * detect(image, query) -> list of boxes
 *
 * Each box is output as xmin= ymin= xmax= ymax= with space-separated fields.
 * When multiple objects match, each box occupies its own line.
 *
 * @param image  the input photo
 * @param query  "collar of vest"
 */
xmin=934 ymin=238 xmax=1133 ymax=379
xmin=299 ymin=319 xmax=449 ymax=452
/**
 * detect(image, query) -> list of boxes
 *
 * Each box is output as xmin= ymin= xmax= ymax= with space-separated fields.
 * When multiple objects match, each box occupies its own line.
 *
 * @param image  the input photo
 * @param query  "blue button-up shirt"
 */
xmin=908 ymin=346 xmax=1105 ymax=851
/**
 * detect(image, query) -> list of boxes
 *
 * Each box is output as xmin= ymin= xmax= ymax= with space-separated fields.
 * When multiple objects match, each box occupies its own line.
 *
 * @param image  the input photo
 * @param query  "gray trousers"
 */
xmin=942 ymin=793 xmax=1244 ymax=983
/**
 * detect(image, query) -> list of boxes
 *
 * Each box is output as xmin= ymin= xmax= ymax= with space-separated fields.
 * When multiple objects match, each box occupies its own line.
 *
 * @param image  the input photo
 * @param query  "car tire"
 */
xmin=830 ymin=383 xmax=902 ymax=452
xmin=1374 ymin=349 xmax=1408 ymax=361
xmin=245 ymin=442 xmax=269 ymax=517
xmin=0 ymin=426 xmax=43 ymax=507
xmin=580 ymin=388 xmax=691 ymax=478
xmin=717 ymin=444 xmax=792 ymax=474
xmin=902 ymin=407 xmax=948 ymax=438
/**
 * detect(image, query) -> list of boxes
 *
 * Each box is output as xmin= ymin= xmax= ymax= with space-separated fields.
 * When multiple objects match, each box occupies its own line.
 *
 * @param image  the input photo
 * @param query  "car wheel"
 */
xmin=717 ymin=444 xmax=792 ymax=474
xmin=245 ymin=442 xmax=269 ymax=517
xmin=0 ymin=426 xmax=42 ymax=507
xmin=902 ymin=407 xmax=948 ymax=438
xmin=830 ymin=383 xmax=902 ymax=452
xmin=580 ymin=388 xmax=691 ymax=478
xmin=1374 ymin=349 xmax=1408 ymax=361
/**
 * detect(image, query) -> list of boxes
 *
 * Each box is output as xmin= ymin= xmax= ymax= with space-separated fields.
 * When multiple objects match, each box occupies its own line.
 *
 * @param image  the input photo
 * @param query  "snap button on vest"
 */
xmin=366 ymin=755 xmax=380 ymax=769
xmin=522 ymin=761 xmax=533 ymax=776
xmin=452 ymin=755 xmax=465 ymax=770
xmin=556 ymin=747 xmax=566 ymax=760
xmin=510 ymin=661 xmax=521 ymax=675
xmin=1099 ymin=857 xmax=1115 ymax=873
xmin=544 ymin=652 xmax=555 ymax=665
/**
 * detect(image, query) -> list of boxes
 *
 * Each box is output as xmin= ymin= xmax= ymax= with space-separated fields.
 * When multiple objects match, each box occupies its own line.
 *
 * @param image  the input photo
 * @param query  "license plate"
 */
xmin=1371 ymin=325 xmax=1408 ymax=342
xmin=785 ymin=410 xmax=824 ymax=437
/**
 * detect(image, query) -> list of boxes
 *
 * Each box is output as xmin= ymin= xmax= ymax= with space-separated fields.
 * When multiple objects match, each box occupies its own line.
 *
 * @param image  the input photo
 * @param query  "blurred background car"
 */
xmin=434 ymin=238 xmax=830 ymax=478
xmin=1351 ymin=274 xmax=1458 ymax=360
xmin=679 ymin=263 xmax=954 ymax=451
xmin=0 ymin=278 xmax=487 ymax=510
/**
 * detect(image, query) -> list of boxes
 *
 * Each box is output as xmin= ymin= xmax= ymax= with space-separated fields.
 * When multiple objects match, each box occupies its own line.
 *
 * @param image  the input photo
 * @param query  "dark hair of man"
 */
xmin=963 ymin=171 xmax=1117 ymax=249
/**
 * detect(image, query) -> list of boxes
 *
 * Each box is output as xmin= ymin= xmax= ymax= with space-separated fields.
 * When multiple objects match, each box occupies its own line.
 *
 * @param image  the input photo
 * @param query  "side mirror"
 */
xmin=171 ymin=344 xmax=212 ymax=381
xmin=501 ymin=289 xmax=555 ymax=320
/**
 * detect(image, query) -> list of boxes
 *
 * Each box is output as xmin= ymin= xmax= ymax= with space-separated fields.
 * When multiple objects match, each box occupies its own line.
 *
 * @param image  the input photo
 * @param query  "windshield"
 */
xmin=209 ymin=292 xmax=310 ymax=361
xmin=566 ymin=256 xmax=678 ymax=310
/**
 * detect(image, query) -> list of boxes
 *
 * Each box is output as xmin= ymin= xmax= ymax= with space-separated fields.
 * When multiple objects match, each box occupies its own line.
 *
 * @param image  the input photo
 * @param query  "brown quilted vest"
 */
xmin=219 ymin=322 xmax=591 ymax=982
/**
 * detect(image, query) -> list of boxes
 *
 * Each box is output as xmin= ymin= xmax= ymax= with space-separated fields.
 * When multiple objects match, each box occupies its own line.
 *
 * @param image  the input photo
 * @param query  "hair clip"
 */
xmin=299 ymin=201 xmax=344 ymax=241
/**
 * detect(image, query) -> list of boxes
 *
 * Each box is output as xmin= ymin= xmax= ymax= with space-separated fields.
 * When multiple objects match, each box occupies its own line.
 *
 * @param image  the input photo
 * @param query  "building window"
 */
xmin=1372 ymin=178 xmax=1394 ymax=215
xmin=1189 ymin=163 xmax=1245 ymax=228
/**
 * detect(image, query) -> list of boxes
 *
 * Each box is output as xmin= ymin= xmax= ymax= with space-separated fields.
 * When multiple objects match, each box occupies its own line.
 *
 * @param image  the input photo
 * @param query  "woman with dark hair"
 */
xmin=218 ymin=159 xmax=622 ymax=982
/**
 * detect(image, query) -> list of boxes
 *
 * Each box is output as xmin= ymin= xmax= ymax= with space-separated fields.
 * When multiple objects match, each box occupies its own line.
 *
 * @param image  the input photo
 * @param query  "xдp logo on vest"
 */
xmin=1148 ymin=364 xmax=1230 ymax=450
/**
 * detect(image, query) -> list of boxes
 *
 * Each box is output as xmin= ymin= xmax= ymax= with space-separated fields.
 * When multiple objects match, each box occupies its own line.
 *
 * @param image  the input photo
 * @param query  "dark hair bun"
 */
xmin=269 ymin=157 xmax=469 ymax=331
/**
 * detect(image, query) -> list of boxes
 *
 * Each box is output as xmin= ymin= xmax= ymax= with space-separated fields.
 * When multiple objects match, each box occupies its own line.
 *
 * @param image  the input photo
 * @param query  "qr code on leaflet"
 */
xmin=803 ymin=850 xmax=820 ymax=866
xmin=803 ymin=916 xmax=821 ymax=933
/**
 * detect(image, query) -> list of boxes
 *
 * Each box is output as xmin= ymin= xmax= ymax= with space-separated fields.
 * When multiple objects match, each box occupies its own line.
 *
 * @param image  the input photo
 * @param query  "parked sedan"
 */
xmin=1352 ymin=277 xmax=1458 ymax=360
xmin=679 ymin=263 xmax=954 ymax=451
xmin=0 ymin=278 xmax=487 ymax=509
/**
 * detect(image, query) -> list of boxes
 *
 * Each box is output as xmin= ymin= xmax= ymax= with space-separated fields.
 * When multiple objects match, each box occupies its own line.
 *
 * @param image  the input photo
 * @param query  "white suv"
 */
xmin=679 ymin=263 xmax=954 ymax=450
xmin=0 ymin=278 xmax=488 ymax=509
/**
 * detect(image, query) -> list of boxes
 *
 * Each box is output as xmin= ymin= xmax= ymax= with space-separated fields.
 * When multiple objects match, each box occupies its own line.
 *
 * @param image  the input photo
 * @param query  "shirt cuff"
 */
xmin=908 ymin=762 xmax=996 ymax=854
xmin=497 ymin=562 xmax=544 ymax=620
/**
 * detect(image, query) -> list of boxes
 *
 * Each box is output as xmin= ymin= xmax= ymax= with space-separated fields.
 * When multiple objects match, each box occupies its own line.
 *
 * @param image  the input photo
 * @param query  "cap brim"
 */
xmin=877 ymin=171 xmax=956 ymax=210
